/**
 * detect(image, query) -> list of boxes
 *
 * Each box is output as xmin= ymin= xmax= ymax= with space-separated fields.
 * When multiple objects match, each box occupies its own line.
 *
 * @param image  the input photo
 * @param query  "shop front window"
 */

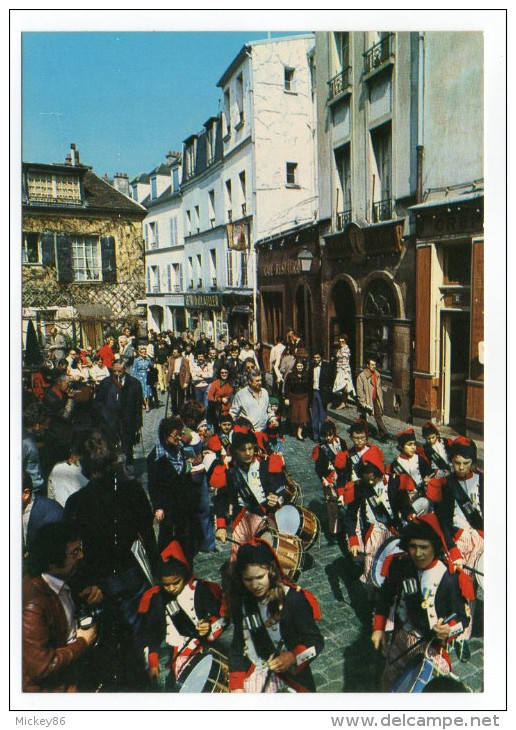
xmin=363 ymin=278 xmax=396 ymax=374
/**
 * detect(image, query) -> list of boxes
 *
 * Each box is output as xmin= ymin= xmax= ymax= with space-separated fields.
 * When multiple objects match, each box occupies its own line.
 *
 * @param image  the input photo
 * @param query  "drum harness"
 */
xmin=390 ymin=460 xmax=426 ymax=506
xmin=449 ymin=475 xmax=483 ymax=532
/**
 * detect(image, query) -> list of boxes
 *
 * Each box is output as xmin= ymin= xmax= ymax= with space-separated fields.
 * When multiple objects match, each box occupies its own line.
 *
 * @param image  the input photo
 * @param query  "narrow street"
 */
xmin=135 ymin=401 xmax=484 ymax=693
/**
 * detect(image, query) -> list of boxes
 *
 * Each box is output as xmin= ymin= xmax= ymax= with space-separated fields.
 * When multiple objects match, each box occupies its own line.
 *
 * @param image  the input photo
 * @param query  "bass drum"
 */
xmin=174 ymin=649 xmax=229 ymax=693
xmin=258 ymin=526 xmax=304 ymax=581
xmin=274 ymin=504 xmax=320 ymax=550
xmin=371 ymin=536 xmax=404 ymax=589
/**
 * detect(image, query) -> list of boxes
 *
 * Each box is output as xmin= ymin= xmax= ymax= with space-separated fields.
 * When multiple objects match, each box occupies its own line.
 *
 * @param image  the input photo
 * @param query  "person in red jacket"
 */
xmin=96 ymin=337 xmax=115 ymax=371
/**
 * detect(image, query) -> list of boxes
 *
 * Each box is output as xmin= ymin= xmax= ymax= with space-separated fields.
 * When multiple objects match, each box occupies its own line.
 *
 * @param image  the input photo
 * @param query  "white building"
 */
xmin=138 ymin=34 xmax=317 ymax=343
xmin=137 ymin=152 xmax=186 ymax=334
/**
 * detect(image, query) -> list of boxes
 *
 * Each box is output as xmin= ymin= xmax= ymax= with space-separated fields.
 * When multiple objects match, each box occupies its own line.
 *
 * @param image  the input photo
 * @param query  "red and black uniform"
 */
xmin=211 ymin=452 xmax=287 ymax=557
xmin=312 ymin=436 xmax=348 ymax=535
xmin=228 ymin=539 xmax=324 ymax=693
xmin=388 ymin=452 xmax=433 ymax=523
xmin=138 ymin=541 xmax=226 ymax=685
xmin=339 ymin=446 xmax=400 ymax=584
xmin=138 ymin=578 xmax=225 ymax=682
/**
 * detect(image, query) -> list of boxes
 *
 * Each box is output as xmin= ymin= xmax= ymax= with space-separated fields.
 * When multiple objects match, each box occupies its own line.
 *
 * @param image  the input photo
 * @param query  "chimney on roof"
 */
xmin=113 ymin=172 xmax=130 ymax=197
xmin=69 ymin=143 xmax=80 ymax=166
xmin=166 ymin=150 xmax=181 ymax=165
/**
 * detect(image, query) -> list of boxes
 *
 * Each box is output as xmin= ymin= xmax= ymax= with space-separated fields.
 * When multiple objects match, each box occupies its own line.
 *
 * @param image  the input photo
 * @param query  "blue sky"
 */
xmin=22 ymin=31 xmax=309 ymax=180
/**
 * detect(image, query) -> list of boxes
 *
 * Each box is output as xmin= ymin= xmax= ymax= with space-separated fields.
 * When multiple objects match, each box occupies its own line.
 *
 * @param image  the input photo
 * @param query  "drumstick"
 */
xmin=262 ymin=640 xmax=284 ymax=693
xmin=388 ymin=614 xmax=457 ymax=665
xmin=463 ymin=564 xmax=484 ymax=577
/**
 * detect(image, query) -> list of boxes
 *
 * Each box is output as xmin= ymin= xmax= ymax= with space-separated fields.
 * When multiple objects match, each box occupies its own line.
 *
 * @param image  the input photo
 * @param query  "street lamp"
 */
xmin=297 ymin=247 xmax=313 ymax=352
xmin=297 ymin=246 xmax=313 ymax=273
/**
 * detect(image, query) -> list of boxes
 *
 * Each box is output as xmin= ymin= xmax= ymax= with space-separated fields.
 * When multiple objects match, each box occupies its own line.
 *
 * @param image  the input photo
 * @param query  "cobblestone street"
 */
xmin=134 ymin=401 xmax=484 ymax=694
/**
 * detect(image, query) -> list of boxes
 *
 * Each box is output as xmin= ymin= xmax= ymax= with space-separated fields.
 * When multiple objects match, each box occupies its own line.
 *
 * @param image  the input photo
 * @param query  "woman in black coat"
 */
xmin=147 ymin=416 xmax=198 ymax=563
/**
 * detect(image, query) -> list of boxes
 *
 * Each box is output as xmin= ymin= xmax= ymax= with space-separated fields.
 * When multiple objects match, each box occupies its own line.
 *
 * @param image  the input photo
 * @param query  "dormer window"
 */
xmin=185 ymin=138 xmax=197 ymax=180
xmin=151 ymin=177 xmax=158 ymax=200
xmin=27 ymin=172 xmax=81 ymax=204
xmin=206 ymin=123 xmax=215 ymax=165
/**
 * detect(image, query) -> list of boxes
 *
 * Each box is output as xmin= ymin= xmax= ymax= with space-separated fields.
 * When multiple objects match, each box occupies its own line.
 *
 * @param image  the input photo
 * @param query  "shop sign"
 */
xmin=227 ymin=221 xmax=249 ymax=251
xmin=185 ymin=293 xmax=221 ymax=309
xmin=416 ymin=203 xmax=483 ymax=239
xmin=260 ymin=258 xmax=302 ymax=277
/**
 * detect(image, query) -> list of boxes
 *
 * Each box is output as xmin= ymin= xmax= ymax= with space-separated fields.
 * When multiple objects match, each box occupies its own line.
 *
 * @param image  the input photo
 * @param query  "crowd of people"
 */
xmin=21 ymin=324 xmax=483 ymax=695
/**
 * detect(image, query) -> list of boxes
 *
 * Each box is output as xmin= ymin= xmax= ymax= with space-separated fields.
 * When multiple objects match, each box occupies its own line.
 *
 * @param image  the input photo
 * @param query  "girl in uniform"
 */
xmin=226 ymin=538 xmax=324 ymax=693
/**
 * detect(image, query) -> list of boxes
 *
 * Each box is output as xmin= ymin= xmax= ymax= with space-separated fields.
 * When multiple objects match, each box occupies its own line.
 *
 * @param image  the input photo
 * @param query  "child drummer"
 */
xmin=389 ymin=428 xmax=434 ymax=523
xmin=426 ymin=436 xmax=483 ymax=660
xmin=340 ymin=446 xmax=400 ymax=590
xmin=138 ymin=540 xmax=226 ymax=689
xmin=420 ymin=422 xmax=453 ymax=477
xmin=211 ymin=430 xmax=288 ymax=559
xmin=311 ymin=419 xmax=348 ymax=542
xmin=371 ymin=515 xmax=473 ymax=691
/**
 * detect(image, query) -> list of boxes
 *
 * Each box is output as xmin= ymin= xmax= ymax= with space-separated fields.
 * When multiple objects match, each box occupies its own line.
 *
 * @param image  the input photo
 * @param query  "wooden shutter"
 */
xmin=40 ymin=231 xmax=56 ymax=267
xmin=55 ymin=233 xmax=73 ymax=282
xmin=100 ymin=235 xmax=116 ymax=283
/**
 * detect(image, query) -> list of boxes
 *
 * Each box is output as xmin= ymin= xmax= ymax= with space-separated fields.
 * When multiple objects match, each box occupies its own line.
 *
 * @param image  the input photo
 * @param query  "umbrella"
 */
xmin=24 ymin=319 xmax=42 ymax=367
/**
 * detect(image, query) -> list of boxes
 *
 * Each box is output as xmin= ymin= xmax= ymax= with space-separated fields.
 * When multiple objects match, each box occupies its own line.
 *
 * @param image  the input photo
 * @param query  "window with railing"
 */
xmin=370 ymin=122 xmax=392 ymax=222
xmin=336 ymin=210 xmax=352 ymax=231
xmin=372 ymin=199 xmax=392 ymax=222
xmin=363 ymin=33 xmax=394 ymax=74
xmin=148 ymin=221 xmax=159 ymax=249
xmin=335 ymin=144 xmax=352 ymax=227
xmin=328 ymin=67 xmax=352 ymax=100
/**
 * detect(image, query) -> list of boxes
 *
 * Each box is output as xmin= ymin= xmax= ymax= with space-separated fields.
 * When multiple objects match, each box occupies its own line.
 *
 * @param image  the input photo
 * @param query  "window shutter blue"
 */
xmin=40 ymin=231 xmax=56 ymax=267
xmin=56 ymin=233 xmax=73 ymax=282
xmin=101 ymin=236 xmax=116 ymax=283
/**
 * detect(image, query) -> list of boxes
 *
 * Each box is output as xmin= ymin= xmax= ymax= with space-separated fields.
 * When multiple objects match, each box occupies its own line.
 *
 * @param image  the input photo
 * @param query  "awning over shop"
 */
xmin=74 ymin=303 xmax=113 ymax=318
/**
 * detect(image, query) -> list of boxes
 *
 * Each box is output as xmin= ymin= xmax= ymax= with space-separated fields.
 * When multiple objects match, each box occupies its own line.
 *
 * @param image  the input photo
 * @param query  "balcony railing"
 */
xmin=328 ymin=66 xmax=352 ymax=101
xmin=372 ymin=198 xmax=392 ymax=223
xmin=363 ymin=33 xmax=395 ymax=75
xmin=336 ymin=209 xmax=352 ymax=231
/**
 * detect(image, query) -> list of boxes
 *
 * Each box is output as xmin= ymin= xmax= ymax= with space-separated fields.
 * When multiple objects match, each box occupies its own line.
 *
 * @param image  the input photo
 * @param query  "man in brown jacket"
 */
xmin=356 ymin=358 xmax=390 ymax=442
xmin=23 ymin=522 xmax=99 ymax=692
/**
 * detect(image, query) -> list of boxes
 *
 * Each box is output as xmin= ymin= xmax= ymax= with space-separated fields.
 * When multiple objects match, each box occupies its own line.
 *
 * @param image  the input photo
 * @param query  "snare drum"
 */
xmin=390 ymin=652 xmax=436 ymax=693
xmin=474 ymin=550 xmax=484 ymax=590
xmin=371 ymin=536 xmax=404 ymax=589
xmin=284 ymin=470 xmax=301 ymax=504
xmin=174 ymin=649 xmax=229 ymax=693
xmin=274 ymin=504 xmax=320 ymax=550
xmin=258 ymin=526 xmax=304 ymax=580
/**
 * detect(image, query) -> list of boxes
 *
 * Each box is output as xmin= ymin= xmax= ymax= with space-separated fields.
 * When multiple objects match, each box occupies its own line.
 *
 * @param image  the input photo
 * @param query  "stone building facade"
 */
xmin=22 ymin=145 xmax=148 ymax=350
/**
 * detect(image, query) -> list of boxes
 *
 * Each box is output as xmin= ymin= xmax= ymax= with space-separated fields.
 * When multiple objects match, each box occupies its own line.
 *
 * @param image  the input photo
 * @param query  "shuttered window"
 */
xmin=71 ymin=237 xmax=102 ymax=281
